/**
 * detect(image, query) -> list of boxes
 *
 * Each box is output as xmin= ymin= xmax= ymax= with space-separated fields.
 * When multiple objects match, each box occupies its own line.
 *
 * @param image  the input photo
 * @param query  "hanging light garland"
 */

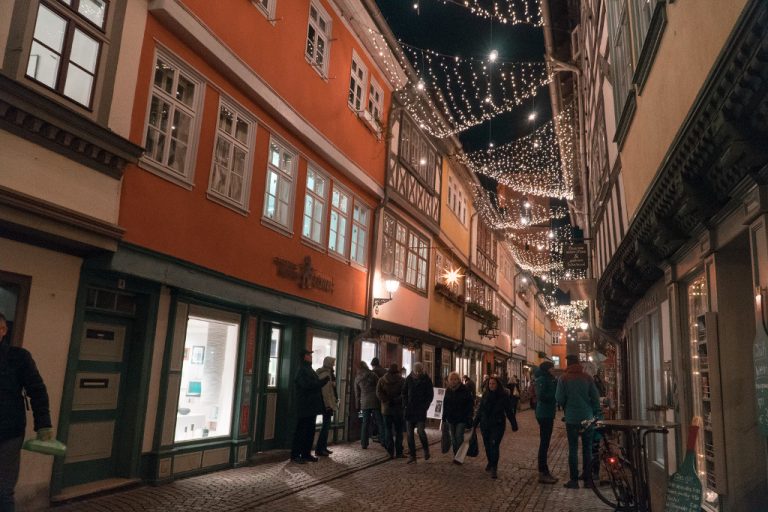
xmin=458 ymin=105 xmax=577 ymax=199
xmin=470 ymin=183 xmax=568 ymax=231
xmin=415 ymin=0 xmax=543 ymax=25
xmin=397 ymin=44 xmax=552 ymax=138
xmin=546 ymin=300 xmax=589 ymax=330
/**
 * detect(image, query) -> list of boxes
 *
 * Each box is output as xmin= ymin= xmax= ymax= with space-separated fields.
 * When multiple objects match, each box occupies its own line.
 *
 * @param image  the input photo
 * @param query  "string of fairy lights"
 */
xmin=412 ymin=0 xmax=543 ymax=25
xmin=458 ymin=105 xmax=577 ymax=200
xmin=365 ymin=1 xmax=585 ymax=329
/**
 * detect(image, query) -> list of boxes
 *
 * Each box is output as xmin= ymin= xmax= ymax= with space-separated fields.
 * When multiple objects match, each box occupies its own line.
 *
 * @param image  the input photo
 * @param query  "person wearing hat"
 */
xmin=534 ymin=360 xmax=558 ymax=484
xmin=290 ymin=348 xmax=329 ymax=463
xmin=556 ymin=354 xmax=600 ymax=489
xmin=376 ymin=363 xmax=405 ymax=458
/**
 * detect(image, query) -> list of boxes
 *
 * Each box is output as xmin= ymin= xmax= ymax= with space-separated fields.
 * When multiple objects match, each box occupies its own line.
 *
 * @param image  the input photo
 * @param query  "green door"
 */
xmin=61 ymin=312 xmax=136 ymax=487
xmin=255 ymin=323 xmax=284 ymax=451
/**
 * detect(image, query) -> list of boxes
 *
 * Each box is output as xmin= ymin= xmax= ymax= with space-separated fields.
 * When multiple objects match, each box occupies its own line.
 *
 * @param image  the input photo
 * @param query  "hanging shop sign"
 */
xmin=563 ymin=243 xmax=588 ymax=271
xmin=273 ymin=256 xmax=334 ymax=293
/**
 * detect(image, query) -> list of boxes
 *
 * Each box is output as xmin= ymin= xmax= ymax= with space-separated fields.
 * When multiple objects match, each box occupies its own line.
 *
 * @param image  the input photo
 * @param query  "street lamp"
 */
xmin=374 ymin=279 xmax=400 ymax=313
xmin=513 ymin=338 xmax=522 ymax=347
xmin=579 ymin=321 xmax=589 ymax=331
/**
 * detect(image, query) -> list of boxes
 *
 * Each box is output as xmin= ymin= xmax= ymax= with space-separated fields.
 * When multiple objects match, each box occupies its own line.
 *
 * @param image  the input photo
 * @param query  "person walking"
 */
xmin=402 ymin=362 xmax=434 ymax=463
xmin=507 ymin=375 xmax=521 ymax=414
xmin=472 ymin=376 xmax=518 ymax=479
xmin=371 ymin=357 xmax=386 ymax=378
xmin=534 ymin=361 xmax=558 ymax=484
xmin=462 ymin=375 xmax=476 ymax=401
xmin=376 ymin=363 xmax=405 ymax=459
xmin=354 ymin=361 xmax=381 ymax=449
xmin=556 ymin=354 xmax=601 ymax=489
xmin=315 ymin=356 xmax=338 ymax=457
xmin=369 ymin=357 xmax=387 ymax=442
xmin=0 ymin=312 xmax=52 ymax=512
xmin=442 ymin=371 xmax=474 ymax=456
xmin=290 ymin=349 xmax=329 ymax=464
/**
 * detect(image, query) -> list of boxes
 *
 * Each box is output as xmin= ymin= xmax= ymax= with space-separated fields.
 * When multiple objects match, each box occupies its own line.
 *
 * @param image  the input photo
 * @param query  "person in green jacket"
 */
xmin=534 ymin=360 xmax=558 ymax=484
xmin=556 ymin=354 xmax=600 ymax=489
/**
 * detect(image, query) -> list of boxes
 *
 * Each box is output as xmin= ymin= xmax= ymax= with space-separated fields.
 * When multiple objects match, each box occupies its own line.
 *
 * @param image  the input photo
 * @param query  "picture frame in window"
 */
xmin=187 ymin=380 xmax=202 ymax=397
xmin=191 ymin=346 xmax=205 ymax=364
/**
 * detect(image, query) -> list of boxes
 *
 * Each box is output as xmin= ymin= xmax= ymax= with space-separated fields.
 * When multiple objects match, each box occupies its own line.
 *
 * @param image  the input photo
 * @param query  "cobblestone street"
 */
xmin=53 ymin=410 xmax=611 ymax=511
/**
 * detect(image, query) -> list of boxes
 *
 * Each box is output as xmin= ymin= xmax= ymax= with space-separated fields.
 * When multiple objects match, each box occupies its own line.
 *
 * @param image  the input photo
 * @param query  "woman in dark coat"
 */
xmin=442 ymin=371 xmax=474 ymax=455
xmin=472 ymin=376 xmax=518 ymax=479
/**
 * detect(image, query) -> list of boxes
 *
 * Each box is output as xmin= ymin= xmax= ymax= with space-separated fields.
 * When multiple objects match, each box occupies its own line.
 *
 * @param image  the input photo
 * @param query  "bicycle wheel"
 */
xmin=589 ymin=447 xmax=639 ymax=511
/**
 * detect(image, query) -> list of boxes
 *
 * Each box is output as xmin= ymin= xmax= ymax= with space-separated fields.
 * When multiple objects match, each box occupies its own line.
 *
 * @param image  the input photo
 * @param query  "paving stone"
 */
xmin=52 ymin=411 xmax=611 ymax=511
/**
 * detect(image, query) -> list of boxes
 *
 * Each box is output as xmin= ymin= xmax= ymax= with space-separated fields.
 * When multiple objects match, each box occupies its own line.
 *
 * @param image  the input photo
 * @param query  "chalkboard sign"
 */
xmin=755 ymin=332 xmax=768 ymax=436
xmin=664 ymin=425 xmax=702 ymax=512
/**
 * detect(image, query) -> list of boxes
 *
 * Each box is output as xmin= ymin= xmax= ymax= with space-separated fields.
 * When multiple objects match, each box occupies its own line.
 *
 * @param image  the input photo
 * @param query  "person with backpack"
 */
xmin=0 ymin=312 xmax=52 ymax=512
xmin=354 ymin=361 xmax=381 ymax=449
xmin=376 ymin=363 xmax=405 ymax=459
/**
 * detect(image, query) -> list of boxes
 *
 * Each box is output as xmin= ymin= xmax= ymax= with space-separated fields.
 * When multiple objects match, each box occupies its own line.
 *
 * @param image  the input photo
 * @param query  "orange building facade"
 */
xmin=51 ymin=0 xmax=400 ymax=496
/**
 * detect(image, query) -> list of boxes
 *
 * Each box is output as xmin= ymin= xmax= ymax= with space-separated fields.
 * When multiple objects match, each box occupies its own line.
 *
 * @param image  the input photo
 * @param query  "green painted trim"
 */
xmin=106 ymin=242 xmax=366 ymax=328
xmin=151 ymin=291 xmax=180 ymax=455
xmin=613 ymin=91 xmax=637 ymax=150
xmin=633 ymin=2 xmax=668 ymax=94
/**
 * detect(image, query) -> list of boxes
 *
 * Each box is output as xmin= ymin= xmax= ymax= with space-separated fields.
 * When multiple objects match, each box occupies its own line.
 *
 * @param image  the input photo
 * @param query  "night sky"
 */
xmin=373 ymin=0 xmax=552 ymax=153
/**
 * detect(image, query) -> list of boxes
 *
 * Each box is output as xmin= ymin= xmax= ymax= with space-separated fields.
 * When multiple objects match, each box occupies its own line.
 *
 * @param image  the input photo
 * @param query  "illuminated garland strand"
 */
xmin=416 ymin=0 xmax=543 ymax=25
xmin=470 ymin=183 xmax=568 ymax=231
xmin=398 ymin=45 xmax=552 ymax=138
xmin=459 ymin=105 xmax=577 ymax=199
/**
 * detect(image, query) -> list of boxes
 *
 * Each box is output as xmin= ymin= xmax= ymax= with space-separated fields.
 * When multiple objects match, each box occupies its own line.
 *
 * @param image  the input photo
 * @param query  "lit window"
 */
xmin=382 ymin=213 xmax=429 ymax=291
xmin=328 ymin=185 xmax=350 ymax=257
xmin=367 ymin=78 xmax=384 ymax=123
xmin=143 ymin=50 xmax=203 ymax=183
xmin=26 ymin=1 xmax=108 ymax=108
xmin=305 ymin=2 xmax=331 ymax=77
xmin=263 ymin=139 xmax=297 ymax=230
xmin=348 ymin=54 xmax=367 ymax=111
xmin=267 ymin=327 xmax=280 ymax=388
xmin=302 ymin=167 xmax=327 ymax=244
xmin=209 ymin=100 xmax=254 ymax=209
xmin=350 ymin=201 xmax=369 ymax=266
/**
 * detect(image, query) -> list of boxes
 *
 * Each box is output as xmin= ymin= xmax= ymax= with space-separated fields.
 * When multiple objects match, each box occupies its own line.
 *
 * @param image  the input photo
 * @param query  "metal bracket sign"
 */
xmin=563 ymin=243 xmax=588 ymax=271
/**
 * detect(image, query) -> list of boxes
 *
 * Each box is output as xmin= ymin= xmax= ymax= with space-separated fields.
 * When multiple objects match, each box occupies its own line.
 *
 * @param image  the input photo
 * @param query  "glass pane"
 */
xmin=211 ymin=164 xmax=227 ymax=194
xmin=311 ymin=334 xmax=337 ymax=371
xmin=281 ymin=152 xmax=293 ymax=175
xmin=145 ymin=127 xmax=165 ymax=162
xmin=219 ymin=105 xmax=234 ymax=134
xmin=234 ymin=118 xmax=249 ymax=144
xmin=168 ymin=139 xmax=187 ymax=173
xmin=175 ymin=315 xmax=239 ymax=442
xmin=229 ymin=173 xmax=242 ymax=201
xmin=267 ymin=358 xmax=278 ymax=388
xmin=232 ymin=147 xmax=246 ymax=176
xmin=78 ymin=0 xmax=107 ymax=27
xmin=306 ymin=28 xmax=316 ymax=59
xmin=270 ymin=144 xmax=281 ymax=167
xmin=27 ymin=42 xmax=61 ymax=88
xmin=154 ymin=60 xmax=175 ymax=94
xmin=34 ymin=5 xmax=66 ymax=52
xmin=63 ymin=64 xmax=94 ymax=106
xmin=315 ymin=38 xmax=325 ymax=66
xmin=172 ymin=109 xmax=192 ymax=143
xmin=269 ymin=327 xmax=280 ymax=358
xmin=70 ymin=29 xmax=99 ymax=72
xmin=306 ymin=170 xmax=316 ymax=192
xmin=148 ymin=95 xmax=170 ymax=130
xmin=176 ymin=74 xmax=196 ymax=107
xmin=214 ymin=137 xmax=231 ymax=167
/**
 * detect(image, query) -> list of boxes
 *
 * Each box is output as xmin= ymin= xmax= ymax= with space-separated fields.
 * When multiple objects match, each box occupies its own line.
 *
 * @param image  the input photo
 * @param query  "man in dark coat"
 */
xmin=354 ymin=361 xmax=381 ymax=449
xmin=402 ymin=362 xmax=434 ymax=463
xmin=376 ymin=363 xmax=405 ymax=458
xmin=290 ymin=349 xmax=329 ymax=463
xmin=534 ymin=361 xmax=558 ymax=484
xmin=370 ymin=357 xmax=386 ymax=379
xmin=0 ymin=312 xmax=52 ymax=511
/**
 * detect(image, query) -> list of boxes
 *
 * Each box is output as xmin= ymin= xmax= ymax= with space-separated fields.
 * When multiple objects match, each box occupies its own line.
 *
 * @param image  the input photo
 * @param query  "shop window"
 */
xmin=175 ymin=314 xmax=239 ymax=442
xmin=422 ymin=345 xmax=434 ymax=381
xmin=361 ymin=340 xmax=377 ymax=366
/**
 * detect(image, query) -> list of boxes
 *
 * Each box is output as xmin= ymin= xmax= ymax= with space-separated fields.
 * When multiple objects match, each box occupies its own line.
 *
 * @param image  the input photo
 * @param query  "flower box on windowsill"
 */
xmin=466 ymin=301 xmax=499 ymax=326
xmin=360 ymin=110 xmax=383 ymax=139
xmin=434 ymin=282 xmax=465 ymax=307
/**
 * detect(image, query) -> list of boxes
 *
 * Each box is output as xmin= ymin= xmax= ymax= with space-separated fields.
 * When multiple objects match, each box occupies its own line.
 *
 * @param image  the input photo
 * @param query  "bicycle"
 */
xmin=580 ymin=418 xmax=677 ymax=512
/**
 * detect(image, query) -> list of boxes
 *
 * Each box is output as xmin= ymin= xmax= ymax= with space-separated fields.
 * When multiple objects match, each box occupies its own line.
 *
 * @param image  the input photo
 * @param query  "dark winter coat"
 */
xmin=354 ymin=368 xmax=380 ymax=410
xmin=376 ymin=370 xmax=404 ymax=416
xmin=0 ymin=341 xmax=51 ymax=441
xmin=294 ymin=360 xmax=330 ymax=418
xmin=402 ymin=372 xmax=434 ymax=422
xmin=556 ymin=363 xmax=600 ymax=424
xmin=371 ymin=364 xmax=387 ymax=379
xmin=534 ymin=366 xmax=557 ymax=420
xmin=442 ymin=383 xmax=474 ymax=425
xmin=473 ymin=388 xmax=518 ymax=433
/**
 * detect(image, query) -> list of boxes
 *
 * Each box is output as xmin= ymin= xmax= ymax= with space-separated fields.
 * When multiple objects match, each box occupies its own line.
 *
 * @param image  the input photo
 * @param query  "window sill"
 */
xmin=613 ymin=91 xmax=637 ymax=151
xmin=300 ymin=236 xmax=328 ymax=254
xmin=251 ymin=1 xmax=276 ymax=25
xmin=138 ymin=158 xmax=194 ymax=190
xmin=260 ymin=217 xmax=294 ymax=238
xmin=633 ymin=2 xmax=667 ymax=94
xmin=206 ymin=191 xmax=250 ymax=216
xmin=305 ymin=55 xmax=329 ymax=81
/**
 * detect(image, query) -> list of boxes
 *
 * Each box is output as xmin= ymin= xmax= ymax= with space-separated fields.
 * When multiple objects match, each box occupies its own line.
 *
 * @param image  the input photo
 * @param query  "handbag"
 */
xmin=466 ymin=429 xmax=479 ymax=457
xmin=441 ymin=422 xmax=451 ymax=454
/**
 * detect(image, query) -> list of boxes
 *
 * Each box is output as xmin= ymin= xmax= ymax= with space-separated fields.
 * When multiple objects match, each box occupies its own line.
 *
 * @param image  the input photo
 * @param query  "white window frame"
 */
xmin=350 ymin=199 xmax=370 ymax=267
xmin=301 ymin=165 xmax=328 ymax=246
xmin=262 ymin=137 xmax=297 ymax=233
xmin=328 ymin=183 xmax=352 ymax=258
xmin=252 ymin=0 xmax=276 ymax=20
xmin=140 ymin=47 xmax=205 ymax=188
xmin=348 ymin=52 xmax=367 ymax=112
xmin=382 ymin=213 xmax=429 ymax=292
xmin=207 ymin=97 xmax=256 ymax=212
xmin=305 ymin=1 xmax=331 ymax=78
xmin=365 ymin=76 xmax=384 ymax=129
